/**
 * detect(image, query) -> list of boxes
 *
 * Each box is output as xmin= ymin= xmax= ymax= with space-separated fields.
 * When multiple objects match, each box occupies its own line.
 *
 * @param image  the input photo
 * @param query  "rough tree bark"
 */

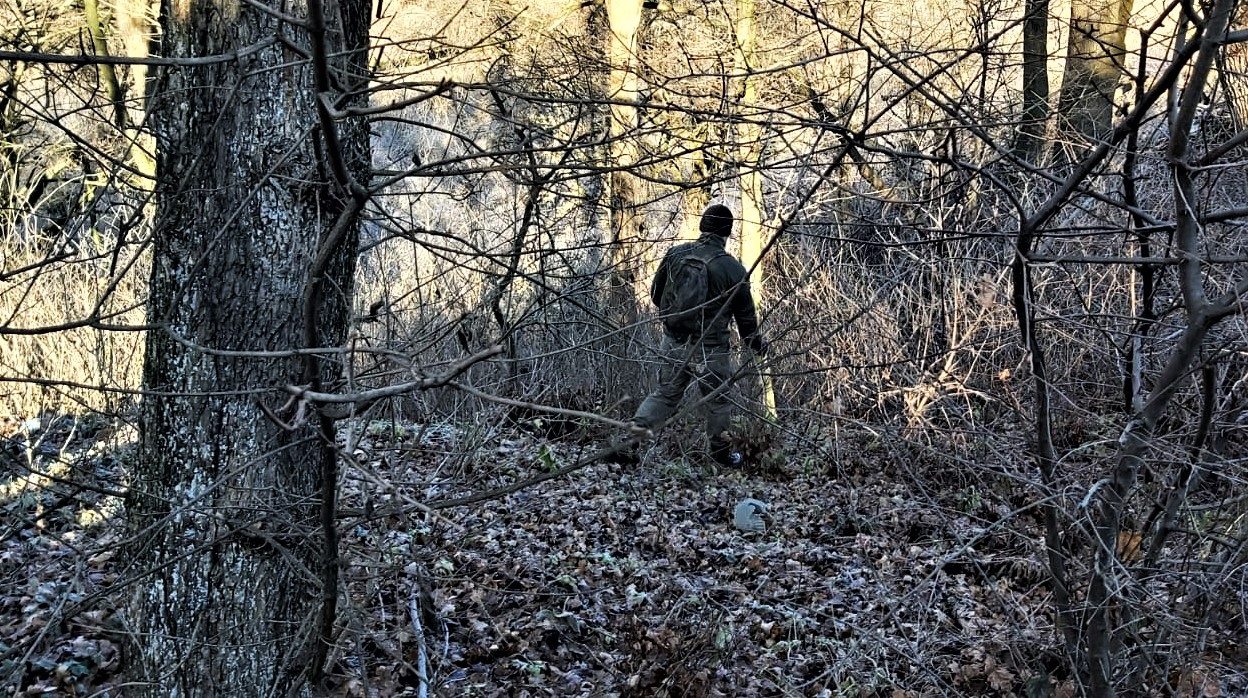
xmin=1013 ymin=0 xmax=1049 ymax=163
xmin=1218 ymin=4 xmax=1248 ymax=128
xmin=125 ymin=0 xmax=369 ymax=693
xmin=1057 ymin=0 xmax=1133 ymax=145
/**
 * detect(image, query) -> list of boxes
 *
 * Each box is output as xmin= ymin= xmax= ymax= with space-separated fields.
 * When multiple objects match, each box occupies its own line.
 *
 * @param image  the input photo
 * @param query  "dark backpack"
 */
xmin=658 ymin=245 xmax=726 ymax=336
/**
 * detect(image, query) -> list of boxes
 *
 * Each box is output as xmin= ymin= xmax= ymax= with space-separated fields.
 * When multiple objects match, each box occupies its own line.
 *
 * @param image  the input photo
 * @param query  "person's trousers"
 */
xmin=633 ymin=335 xmax=735 ymax=446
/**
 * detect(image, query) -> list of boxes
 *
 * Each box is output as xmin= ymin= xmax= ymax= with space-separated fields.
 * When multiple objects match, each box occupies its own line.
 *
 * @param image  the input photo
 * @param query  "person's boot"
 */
xmin=710 ymin=439 xmax=743 ymax=467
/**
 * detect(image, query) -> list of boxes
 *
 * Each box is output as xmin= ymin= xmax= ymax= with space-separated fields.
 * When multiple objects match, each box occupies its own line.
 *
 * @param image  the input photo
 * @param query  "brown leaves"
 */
xmin=334 ymin=421 xmax=1079 ymax=696
xmin=1 ymin=415 xmax=127 ymax=696
xmin=1116 ymin=530 xmax=1143 ymax=563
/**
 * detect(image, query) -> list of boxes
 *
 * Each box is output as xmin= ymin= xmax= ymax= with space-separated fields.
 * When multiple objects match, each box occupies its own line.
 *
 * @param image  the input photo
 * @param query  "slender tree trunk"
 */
xmin=605 ymin=0 xmax=642 ymax=260
xmin=112 ymin=0 xmax=156 ymax=177
xmin=735 ymin=0 xmax=763 ymax=294
xmin=1085 ymin=0 xmax=1236 ymax=692
xmin=1218 ymin=4 xmax=1248 ymax=128
xmin=1014 ymin=0 xmax=1049 ymax=163
xmin=83 ymin=0 xmax=125 ymax=129
xmin=84 ymin=0 xmax=156 ymax=177
xmin=605 ymin=0 xmax=642 ymax=288
xmin=734 ymin=0 xmax=775 ymax=420
xmin=125 ymin=0 xmax=368 ymax=694
xmin=603 ymin=0 xmax=645 ymax=396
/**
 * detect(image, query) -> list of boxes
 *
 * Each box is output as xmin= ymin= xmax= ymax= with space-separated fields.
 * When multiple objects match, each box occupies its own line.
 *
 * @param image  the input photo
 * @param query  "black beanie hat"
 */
xmin=699 ymin=204 xmax=734 ymax=237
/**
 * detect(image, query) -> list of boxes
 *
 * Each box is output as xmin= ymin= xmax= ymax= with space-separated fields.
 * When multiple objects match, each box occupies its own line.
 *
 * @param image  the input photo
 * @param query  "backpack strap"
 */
xmin=692 ymin=245 xmax=730 ymax=291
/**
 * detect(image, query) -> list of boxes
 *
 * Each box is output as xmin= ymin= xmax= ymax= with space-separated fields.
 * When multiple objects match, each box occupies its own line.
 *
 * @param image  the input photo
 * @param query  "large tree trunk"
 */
xmin=1058 ymin=0 xmax=1133 ymax=146
xmin=125 ymin=0 xmax=369 ymax=693
xmin=1220 ymin=4 xmax=1248 ymax=129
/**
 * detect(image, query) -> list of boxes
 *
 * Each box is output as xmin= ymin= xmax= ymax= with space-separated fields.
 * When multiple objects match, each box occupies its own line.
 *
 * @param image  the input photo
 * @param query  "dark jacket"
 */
xmin=650 ymin=233 xmax=763 ymax=349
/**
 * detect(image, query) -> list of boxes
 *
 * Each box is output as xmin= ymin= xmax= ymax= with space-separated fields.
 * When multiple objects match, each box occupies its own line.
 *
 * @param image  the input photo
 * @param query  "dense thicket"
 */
xmin=2 ymin=0 xmax=1246 ymax=695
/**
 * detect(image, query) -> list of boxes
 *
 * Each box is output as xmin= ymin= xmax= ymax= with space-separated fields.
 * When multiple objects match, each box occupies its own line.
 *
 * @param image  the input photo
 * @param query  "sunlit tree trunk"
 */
xmin=1058 ymin=0 xmax=1133 ymax=145
xmin=125 ymin=0 xmax=368 ymax=693
xmin=83 ymin=0 xmax=155 ymax=176
xmin=83 ymin=0 xmax=124 ymax=129
xmin=1220 ymin=4 xmax=1248 ymax=129
xmin=112 ymin=0 xmax=156 ymax=175
xmin=96 ymin=0 xmax=153 ymax=121
xmin=605 ymin=0 xmax=643 ymax=308
xmin=734 ymin=0 xmax=775 ymax=419
xmin=602 ymin=0 xmax=646 ymax=397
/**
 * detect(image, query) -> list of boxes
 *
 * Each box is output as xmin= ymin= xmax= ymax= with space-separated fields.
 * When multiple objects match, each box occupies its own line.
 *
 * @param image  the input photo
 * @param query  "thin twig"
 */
xmin=287 ymin=346 xmax=504 ymax=404
xmin=447 ymin=380 xmax=646 ymax=434
xmin=407 ymin=584 xmax=431 ymax=698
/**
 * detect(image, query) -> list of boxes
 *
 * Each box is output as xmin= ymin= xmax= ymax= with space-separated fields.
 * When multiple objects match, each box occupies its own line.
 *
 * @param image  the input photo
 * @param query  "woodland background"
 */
xmin=1 ymin=0 xmax=1247 ymax=695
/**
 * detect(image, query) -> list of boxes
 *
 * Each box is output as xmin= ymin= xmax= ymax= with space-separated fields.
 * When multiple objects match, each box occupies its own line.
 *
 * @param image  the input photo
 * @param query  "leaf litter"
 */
xmin=332 ymin=420 xmax=1063 ymax=697
xmin=2 ymin=414 xmax=1240 ymax=696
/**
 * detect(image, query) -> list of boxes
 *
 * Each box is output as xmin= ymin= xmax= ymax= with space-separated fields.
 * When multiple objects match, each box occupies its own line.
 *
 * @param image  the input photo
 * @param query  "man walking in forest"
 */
xmin=630 ymin=203 xmax=767 ymax=466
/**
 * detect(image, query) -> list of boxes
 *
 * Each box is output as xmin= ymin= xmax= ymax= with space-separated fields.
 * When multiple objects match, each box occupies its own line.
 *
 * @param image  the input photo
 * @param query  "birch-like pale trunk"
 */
xmin=605 ymin=0 xmax=642 ymax=288
xmin=126 ymin=0 xmax=368 ymax=693
xmin=603 ymin=0 xmax=645 ymax=396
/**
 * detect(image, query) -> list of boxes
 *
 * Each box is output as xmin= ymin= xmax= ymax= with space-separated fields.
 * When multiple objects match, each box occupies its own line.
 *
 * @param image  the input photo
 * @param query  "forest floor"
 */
xmin=327 ymin=418 xmax=1059 ymax=697
xmin=1 ymin=413 xmax=1241 ymax=696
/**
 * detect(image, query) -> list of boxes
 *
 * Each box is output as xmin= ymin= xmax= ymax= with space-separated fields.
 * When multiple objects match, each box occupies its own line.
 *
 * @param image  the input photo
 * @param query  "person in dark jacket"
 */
xmin=631 ymin=203 xmax=766 ymax=466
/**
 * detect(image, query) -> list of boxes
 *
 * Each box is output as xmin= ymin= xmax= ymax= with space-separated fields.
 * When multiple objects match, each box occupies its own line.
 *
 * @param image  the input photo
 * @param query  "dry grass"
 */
xmin=0 ymin=241 xmax=147 ymax=419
